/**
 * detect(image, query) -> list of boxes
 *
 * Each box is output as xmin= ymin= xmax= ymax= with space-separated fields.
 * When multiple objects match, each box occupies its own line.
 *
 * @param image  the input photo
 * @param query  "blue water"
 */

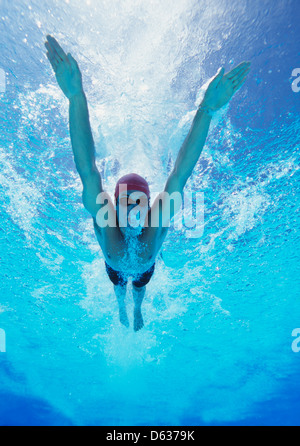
xmin=1 ymin=0 xmax=300 ymax=426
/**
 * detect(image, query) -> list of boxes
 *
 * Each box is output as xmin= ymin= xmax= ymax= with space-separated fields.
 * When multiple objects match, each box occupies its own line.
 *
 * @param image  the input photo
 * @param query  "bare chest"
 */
xmin=93 ymin=222 xmax=164 ymax=274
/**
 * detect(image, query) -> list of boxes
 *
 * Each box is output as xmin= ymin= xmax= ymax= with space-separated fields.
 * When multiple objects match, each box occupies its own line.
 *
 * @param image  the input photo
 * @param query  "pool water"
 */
xmin=0 ymin=0 xmax=300 ymax=426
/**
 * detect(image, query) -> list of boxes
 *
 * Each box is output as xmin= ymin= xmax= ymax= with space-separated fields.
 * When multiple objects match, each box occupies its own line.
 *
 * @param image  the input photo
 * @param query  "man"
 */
xmin=45 ymin=35 xmax=250 ymax=331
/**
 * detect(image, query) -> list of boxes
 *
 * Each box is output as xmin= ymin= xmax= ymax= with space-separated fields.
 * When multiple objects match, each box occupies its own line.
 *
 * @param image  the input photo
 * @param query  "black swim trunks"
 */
xmin=105 ymin=261 xmax=155 ymax=288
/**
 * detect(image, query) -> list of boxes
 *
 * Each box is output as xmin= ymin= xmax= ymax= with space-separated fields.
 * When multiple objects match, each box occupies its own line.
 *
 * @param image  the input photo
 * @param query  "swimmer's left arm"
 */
xmin=150 ymin=62 xmax=251 ymax=227
xmin=165 ymin=62 xmax=251 ymax=195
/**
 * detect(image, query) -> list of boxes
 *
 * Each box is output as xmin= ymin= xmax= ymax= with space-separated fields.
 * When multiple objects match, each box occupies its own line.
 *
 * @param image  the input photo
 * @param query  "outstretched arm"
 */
xmin=45 ymin=35 xmax=104 ymax=217
xmin=148 ymin=62 xmax=251 ymax=229
xmin=165 ymin=62 xmax=251 ymax=197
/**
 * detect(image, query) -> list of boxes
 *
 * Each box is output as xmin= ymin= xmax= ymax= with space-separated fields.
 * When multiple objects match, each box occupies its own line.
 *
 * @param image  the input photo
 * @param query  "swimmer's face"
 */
xmin=116 ymin=190 xmax=150 ymax=236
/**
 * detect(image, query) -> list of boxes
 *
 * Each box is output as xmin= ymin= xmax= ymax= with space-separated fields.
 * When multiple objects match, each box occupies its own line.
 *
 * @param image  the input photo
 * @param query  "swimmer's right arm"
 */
xmin=45 ymin=35 xmax=105 ymax=218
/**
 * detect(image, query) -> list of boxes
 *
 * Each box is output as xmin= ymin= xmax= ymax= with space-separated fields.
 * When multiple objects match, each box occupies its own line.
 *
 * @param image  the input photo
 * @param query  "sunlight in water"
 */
xmin=0 ymin=0 xmax=300 ymax=426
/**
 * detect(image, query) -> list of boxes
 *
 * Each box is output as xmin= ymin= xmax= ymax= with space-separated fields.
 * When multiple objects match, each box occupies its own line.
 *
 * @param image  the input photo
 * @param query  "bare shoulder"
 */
xmin=93 ymin=217 xmax=127 ymax=263
xmin=93 ymin=216 xmax=122 ymax=244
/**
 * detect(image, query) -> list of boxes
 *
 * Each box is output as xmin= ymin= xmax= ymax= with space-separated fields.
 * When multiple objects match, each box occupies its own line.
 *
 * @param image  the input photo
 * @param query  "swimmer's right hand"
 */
xmin=45 ymin=35 xmax=83 ymax=100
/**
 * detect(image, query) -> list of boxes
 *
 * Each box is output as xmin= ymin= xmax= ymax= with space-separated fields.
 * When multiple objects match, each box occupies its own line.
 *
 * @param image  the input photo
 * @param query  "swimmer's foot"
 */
xmin=119 ymin=307 xmax=129 ymax=328
xmin=134 ymin=307 xmax=144 ymax=332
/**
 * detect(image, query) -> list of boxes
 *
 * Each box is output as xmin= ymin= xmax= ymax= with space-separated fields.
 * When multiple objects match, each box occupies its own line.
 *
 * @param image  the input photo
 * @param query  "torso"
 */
xmin=93 ymin=216 xmax=169 ymax=275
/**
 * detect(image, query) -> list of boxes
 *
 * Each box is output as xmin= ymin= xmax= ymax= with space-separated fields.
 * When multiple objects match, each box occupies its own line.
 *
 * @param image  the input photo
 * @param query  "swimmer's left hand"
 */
xmin=201 ymin=61 xmax=251 ymax=113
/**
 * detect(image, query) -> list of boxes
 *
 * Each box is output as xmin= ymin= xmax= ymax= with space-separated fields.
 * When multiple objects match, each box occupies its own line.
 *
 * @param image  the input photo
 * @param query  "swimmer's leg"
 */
xmin=132 ymin=285 xmax=146 ymax=332
xmin=114 ymin=284 xmax=129 ymax=328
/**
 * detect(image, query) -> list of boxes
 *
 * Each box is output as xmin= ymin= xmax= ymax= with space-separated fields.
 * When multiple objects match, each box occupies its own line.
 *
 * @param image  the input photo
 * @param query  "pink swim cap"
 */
xmin=115 ymin=173 xmax=150 ymax=201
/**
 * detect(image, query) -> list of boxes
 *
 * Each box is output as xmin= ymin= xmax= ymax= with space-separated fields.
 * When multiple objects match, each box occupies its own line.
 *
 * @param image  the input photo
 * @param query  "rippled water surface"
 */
xmin=0 ymin=0 xmax=300 ymax=426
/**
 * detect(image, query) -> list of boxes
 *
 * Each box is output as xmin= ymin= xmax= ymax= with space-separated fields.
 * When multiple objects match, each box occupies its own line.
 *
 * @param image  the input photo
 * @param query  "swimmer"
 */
xmin=45 ymin=35 xmax=251 ymax=331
